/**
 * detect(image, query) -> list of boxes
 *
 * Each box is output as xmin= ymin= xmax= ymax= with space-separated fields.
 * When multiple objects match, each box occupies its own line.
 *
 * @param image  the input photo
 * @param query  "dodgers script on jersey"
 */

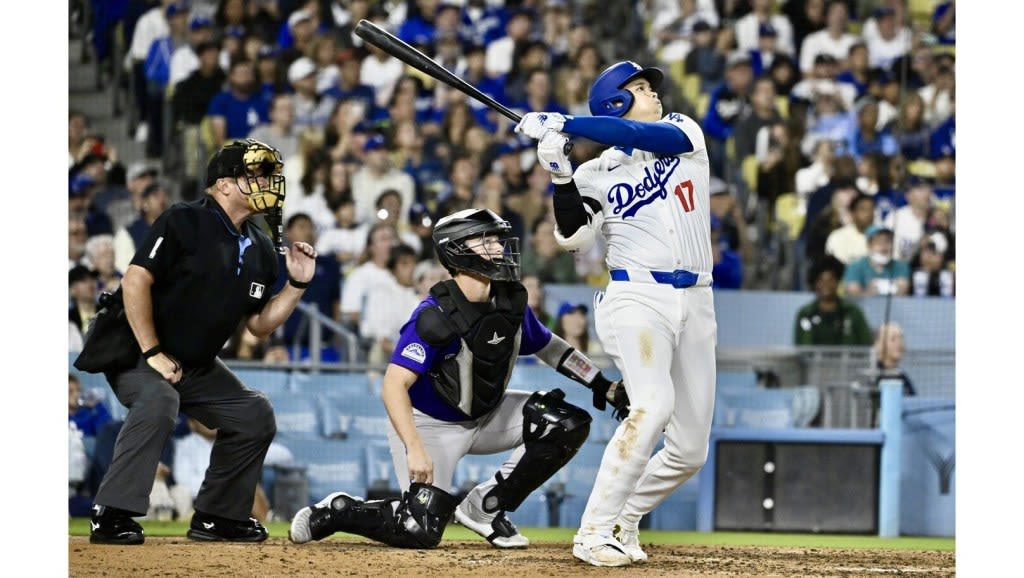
xmin=573 ymin=112 xmax=712 ymax=274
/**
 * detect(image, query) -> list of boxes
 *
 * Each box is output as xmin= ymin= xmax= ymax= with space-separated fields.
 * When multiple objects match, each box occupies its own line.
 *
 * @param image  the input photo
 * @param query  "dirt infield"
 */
xmin=69 ymin=537 xmax=955 ymax=577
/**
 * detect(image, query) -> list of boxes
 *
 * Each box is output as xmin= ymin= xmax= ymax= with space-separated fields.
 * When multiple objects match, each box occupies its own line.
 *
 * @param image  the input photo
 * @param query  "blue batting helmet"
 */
xmin=588 ymin=61 xmax=664 ymax=117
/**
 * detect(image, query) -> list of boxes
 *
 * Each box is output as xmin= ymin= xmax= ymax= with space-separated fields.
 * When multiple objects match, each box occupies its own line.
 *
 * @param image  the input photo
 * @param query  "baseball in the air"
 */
xmin=762 ymin=498 xmax=775 ymax=510
xmin=763 ymin=461 xmax=776 ymax=474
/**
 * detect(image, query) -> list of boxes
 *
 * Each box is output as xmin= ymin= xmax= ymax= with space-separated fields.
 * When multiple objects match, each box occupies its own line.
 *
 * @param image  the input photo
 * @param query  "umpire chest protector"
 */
xmin=416 ymin=280 xmax=527 ymax=419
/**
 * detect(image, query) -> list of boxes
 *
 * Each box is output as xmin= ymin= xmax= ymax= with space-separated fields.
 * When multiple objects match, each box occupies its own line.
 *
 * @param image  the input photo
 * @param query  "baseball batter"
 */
xmin=515 ymin=61 xmax=718 ymax=567
xmin=288 ymin=208 xmax=629 ymax=550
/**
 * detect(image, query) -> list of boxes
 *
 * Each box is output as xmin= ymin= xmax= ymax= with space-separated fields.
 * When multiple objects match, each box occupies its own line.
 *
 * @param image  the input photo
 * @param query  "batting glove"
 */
xmin=515 ymin=112 xmax=567 ymax=139
xmin=537 ymin=130 xmax=573 ymax=184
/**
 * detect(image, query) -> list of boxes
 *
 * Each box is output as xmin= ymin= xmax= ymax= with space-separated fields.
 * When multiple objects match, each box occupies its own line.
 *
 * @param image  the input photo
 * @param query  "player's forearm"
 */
xmin=247 ymin=284 xmax=305 ymax=338
xmin=562 ymin=116 xmax=693 ymax=154
xmin=381 ymin=365 xmax=426 ymax=452
xmin=552 ymin=181 xmax=591 ymax=237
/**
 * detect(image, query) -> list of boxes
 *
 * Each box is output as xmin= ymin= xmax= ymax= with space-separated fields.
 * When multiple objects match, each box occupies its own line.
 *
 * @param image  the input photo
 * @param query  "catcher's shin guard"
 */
xmin=306 ymin=492 xmax=396 ymax=543
xmin=482 ymin=389 xmax=591 ymax=513
xmin=310 ymin=484 xmax=458 ymax=549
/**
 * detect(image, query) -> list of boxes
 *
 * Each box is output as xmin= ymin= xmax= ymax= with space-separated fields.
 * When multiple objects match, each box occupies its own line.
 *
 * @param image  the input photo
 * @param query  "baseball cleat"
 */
xmin=186 ymin=510 xmax=268 ymax=542
xmin=288 ymin=505 xmax=314 ymax=544
xmin=89 ymin=505 xmax=145 ymax=545
xmin=572 ymin=532 xmax=632 ymax=567
xmin=613 ymin=524 xmax=648 ymax=563
xmin=454 ymin=501 xmax=529 ymax=548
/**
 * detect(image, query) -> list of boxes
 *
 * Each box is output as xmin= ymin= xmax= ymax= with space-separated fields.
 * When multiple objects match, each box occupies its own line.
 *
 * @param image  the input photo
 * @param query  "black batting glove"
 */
xmin=590 ymin=374 xmax=631 ymax=421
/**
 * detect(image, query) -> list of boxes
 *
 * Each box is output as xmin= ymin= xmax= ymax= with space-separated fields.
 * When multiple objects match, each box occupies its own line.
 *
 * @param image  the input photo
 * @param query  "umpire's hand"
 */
xmin=285 ymin=241 xmax=317 ymax=284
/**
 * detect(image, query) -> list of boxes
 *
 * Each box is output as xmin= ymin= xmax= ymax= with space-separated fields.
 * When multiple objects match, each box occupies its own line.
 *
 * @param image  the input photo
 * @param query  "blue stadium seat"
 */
xmin=713 ymin=386 xmax=821 ymax=428
xmin=290 ymin=371 xmax=373 ymax=396
xmin=552 ymin=440 xmax=605 ymax=528
xmin=646 ymin=472 xmax=701 ymax=531
xmin=364 ymin=441 xmax=401 ymax=500
xmin=453 ymin=452 xmax=510 ymax=496
xmin=268 ymin=392 xmax=322 ymax=439
xmin=232 ymin=367 xmax=292 ymax=395
xmin=279 ymin=436 xmax=367 ymax=504
xmin=318 ymin=392 xmax=390 ymax=441
xmin=717 ymin=370 xmax=758 ymax=389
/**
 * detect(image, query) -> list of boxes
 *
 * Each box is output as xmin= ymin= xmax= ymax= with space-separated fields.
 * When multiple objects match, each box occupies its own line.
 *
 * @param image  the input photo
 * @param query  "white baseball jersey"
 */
xmin=571 ymin=113 xmax=713 ymax=276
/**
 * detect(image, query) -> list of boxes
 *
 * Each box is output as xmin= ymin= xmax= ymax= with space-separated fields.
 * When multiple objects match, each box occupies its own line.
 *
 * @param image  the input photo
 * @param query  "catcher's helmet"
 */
xmin=588 ymin=61 xmax=664 ymax=117
xmin=432 ymin=208 xmax=521 ymax=281
xmin=206 ymin=139 xmax=286 ymax=214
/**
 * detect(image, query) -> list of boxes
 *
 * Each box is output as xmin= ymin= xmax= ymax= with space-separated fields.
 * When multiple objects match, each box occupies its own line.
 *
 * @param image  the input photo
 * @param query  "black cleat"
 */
xmin=186 ymin=510 xmax=269 ymax=542
xmin=89 ymin=505 xmax=145 ymax=545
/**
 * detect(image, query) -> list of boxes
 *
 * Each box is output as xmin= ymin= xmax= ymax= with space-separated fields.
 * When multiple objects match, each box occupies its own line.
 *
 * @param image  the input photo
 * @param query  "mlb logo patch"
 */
xmin=401 ymin=343 xmax=426 ymax=364
xmin=249 ymin=282 xmax=265 ymax=298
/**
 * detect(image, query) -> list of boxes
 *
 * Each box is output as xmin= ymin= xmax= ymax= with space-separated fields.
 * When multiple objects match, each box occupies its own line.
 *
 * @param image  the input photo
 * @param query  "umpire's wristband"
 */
xmin=142 ymin=345 xmax=163 ymax=359
xmin=288 ymin=277 xmax=310 ymax=289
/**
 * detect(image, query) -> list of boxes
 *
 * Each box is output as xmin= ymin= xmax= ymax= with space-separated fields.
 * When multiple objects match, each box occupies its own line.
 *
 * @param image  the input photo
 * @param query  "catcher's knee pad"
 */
xmin=482 ymin=389 xmax=591 ymax=513
xmin=386 ymin=483 xmax=459 ymax=549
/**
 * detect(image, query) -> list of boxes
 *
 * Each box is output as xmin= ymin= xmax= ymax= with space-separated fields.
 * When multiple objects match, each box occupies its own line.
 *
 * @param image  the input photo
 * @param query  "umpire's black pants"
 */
xmin=94 ymin=356 xmax=277 ymax=521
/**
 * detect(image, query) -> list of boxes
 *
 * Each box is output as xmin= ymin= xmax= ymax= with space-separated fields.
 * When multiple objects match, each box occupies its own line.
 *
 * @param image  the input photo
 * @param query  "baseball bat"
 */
xmin=353 ymin=19 xmax=572 ymax=154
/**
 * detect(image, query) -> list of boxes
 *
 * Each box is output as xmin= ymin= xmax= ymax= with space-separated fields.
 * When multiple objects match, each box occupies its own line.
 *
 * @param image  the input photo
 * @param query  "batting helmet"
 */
xmin=588 ymin=61 xmax=665 ymax=117
xmin=432 ymin=208 xmax=521 ymax=281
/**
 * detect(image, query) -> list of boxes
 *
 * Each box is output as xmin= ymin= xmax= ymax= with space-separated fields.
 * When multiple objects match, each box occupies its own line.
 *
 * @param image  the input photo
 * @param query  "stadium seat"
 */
xmin=289 ymin=371 xmax=372 ymax=396
xmin=318 ymin=392 xmax=391 ymax=441
xmin=280 ymin=437 xmax=367 ymax=504
xmin=646 ymin=472 xmax=700 ymax=531
xmin=774 ymin=193 xmax=805 ymax=241
xmin=553 ymin=440 xmax=605 ymax=528
xmin=774 ymin=95 xmax=789 ymax=119
xmin=741 ymin=154 xmax=759 ymax=193
xmin=713 ymin=385 xmax=821 ymax=428
xmin=717 ymin=370 xmax=758 ymax=390
xmin=364 ymin=441 xmax=401 ymax=500
xmin=268 ymin=392 xmax=322 ymax=439
xmin=232 ymin=367 xmax=291 ymax=395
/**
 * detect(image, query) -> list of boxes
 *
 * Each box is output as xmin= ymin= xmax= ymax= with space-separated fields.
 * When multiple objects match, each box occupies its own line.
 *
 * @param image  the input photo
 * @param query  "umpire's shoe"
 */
xmin=89 ymin=505 xmax=145 ymax=545
xmin=454 ymin=500 xmax=529 ymax=548
xmin=186 ymin=510 xmax=269 ymax=542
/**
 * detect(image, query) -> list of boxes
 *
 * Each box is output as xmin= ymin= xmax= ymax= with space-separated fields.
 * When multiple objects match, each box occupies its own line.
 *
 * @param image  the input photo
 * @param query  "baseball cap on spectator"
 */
xmin=557 ymin=302 xmax=588 ymax=318
xmin=166 ymin=2 xmax=187 ymax=17
xmin=257 ymin=44 xmax=278 ymax=60
xmin=874 ymin=6 xmax=896 ymax=19
xmin=693 ymin=20 xmax=712 ymax=33
xmin=865 ymin=225 xmax=893 ymax=241
xmin=69 ymin=173 xmax=96 ymax=197
xmin=196 ymin=39 xmax=220 ymax=55
xmin=813 ymin=53 xmax=838 ymax=67
xmin=224 ymin=25 xmax=245 ymax=39
xmin=69 ymin=264 xmax=97 ymax=287
xmin=288 ymin=57 xmax=317 ymax=84
xmin=409 ymin=202 xmax=433 ymax=227
xmin=127 ymin=162 xmax=159 ymax=182
xmin=190 ymin=15 xmax=213 ymax=31
xmin=364 ymin=134 xmax=387 ymax=152
xmin=726 ymin=51 xmax=752 ymax=69
xmin=709 ymin=176 xmax=729 ymax=196
xmin=141 ymin=182 xmax=165 ymax=198
xmin=759 ymin=23 xmax=778 ymax=37
xmin=288 ymin=9 xmax=312 ymax=29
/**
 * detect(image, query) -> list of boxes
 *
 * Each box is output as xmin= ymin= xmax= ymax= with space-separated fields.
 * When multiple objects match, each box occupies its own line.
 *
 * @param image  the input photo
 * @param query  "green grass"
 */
xmin=69 ymin=519 xmax=954 ymax=551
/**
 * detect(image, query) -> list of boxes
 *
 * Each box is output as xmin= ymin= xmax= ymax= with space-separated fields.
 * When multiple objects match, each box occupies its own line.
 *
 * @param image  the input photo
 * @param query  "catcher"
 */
xmin=288 ymin=208 xmax=629 ymax=549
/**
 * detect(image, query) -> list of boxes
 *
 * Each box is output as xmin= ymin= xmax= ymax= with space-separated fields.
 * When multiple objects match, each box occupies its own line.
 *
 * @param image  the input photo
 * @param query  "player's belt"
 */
xmin=609 ymin=268 xmax=711 ymax=288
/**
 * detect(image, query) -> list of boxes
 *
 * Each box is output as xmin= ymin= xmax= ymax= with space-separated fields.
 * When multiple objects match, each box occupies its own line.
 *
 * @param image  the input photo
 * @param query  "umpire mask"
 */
xmin=206 ymin=139 xmax=287 ymax=214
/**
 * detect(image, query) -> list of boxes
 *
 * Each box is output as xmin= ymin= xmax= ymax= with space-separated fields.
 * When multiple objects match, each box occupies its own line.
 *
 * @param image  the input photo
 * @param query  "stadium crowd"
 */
xmin=69 ymin=0 xmax=956 ymax=360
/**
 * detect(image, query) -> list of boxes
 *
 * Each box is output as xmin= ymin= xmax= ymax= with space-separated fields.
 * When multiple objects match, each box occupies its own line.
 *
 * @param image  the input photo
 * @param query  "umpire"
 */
xmin=80 ymin=139 xmax=317 ymax=545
